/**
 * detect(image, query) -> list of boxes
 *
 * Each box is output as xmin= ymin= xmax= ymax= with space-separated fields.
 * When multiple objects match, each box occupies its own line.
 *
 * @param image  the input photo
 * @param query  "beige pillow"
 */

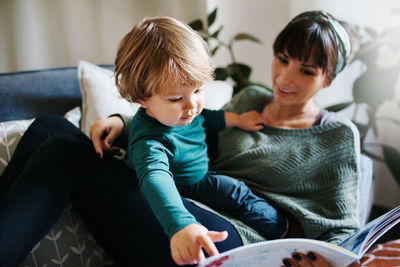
xmin=78 ymin=61 xmax=140 ymax=135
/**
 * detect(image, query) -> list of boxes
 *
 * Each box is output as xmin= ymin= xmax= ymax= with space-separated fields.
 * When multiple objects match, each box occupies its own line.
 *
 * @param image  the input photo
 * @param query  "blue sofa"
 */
xmin=0 ymin=65 xmax=374 ymax=267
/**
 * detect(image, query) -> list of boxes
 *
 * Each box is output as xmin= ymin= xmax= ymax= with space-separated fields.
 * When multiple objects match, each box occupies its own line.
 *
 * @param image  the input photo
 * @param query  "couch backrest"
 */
xmin=0 ymin=65 xmax=113 ymax=122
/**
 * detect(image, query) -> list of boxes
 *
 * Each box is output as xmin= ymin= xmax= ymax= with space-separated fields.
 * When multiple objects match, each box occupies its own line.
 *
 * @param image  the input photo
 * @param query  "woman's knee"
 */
xmin=31 ymin=115 xmax=66 ymax=130
xmin=43 ymin=134 xmax=93 ymax=158
xmin=29 ymin=115 xmax=82 ymax=138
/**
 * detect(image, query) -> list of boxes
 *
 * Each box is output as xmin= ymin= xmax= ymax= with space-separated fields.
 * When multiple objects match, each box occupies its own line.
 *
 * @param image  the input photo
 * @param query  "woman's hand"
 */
xmin=282 ymin=252 xmax=362 ymax=267
xmin=282 ymin=252 xmax=331 ymax=267
xmin=89 ymin=116 xmax=124 ymax=158
xmin=170 ymin=223 xmax=228 ymax=265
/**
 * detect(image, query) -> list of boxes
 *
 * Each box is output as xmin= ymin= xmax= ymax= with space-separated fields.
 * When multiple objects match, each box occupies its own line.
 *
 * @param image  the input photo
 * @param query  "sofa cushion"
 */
xmin=78 ymin=61 xmax=140 ymax=136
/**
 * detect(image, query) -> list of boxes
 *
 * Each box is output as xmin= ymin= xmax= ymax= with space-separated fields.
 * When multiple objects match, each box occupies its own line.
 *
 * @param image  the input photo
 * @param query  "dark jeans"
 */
xmin=179 ymin=172 xmax=287 ymax=239
xmin=0 ymin=115 xmax=242 ymax=267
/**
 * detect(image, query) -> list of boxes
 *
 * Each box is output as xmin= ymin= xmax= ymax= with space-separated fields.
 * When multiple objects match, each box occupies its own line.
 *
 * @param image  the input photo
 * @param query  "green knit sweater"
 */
xmin=210 ymin=86 xmax=361 ymax=244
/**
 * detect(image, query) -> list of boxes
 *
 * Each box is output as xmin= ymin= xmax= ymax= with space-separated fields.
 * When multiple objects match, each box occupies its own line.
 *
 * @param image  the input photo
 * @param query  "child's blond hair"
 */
xmin=115 ymin=16 xmax=213 ymax=103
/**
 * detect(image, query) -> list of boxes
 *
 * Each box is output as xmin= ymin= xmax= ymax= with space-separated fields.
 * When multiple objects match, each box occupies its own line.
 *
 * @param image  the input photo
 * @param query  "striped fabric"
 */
xmin=360 ymin=240 xmax=400 ymax=266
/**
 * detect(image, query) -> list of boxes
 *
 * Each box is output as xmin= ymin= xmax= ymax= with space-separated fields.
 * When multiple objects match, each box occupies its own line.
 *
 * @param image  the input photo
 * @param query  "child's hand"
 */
xmin=170 ymin=223 xmax=228 ymax=265
xmin=238 ymin=110 xmax=266 ymax=131
xmin=225 ymin=110 xmax=266 ymax=131
xmin=89 ymin=116 xmax=124 ymax=158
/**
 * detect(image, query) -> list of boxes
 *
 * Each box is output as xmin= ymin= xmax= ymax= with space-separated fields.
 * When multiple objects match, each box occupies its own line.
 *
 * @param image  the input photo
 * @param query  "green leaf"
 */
xmin=354 ymin=122 xmax=369 ymax=140
xmin=325 ymin=102 xmax=353 ymax=112
xmin=361 ymin=149 xmax=384 ymax=162
xmin=214 ymin=67 xmax=228 ymax=81
xmin=207 ymin=8 xmax=217 ymax=27
xmin=381 ymin=144 xmax=400 ymax=186
xmin=371 ymin=117 xmax=379 ymax=138
xmin=352 ymin=63 xmax=400 ymax=110
xmin=211 ymin=46 xmax=220 ymax=56
xmin=234 ymin=33 xmax=262 ymax=43
xmin=228 ymin=63 xmax=252 ymax=86
xmin=210 ymin=26 xmax=223 ymax=39
xmin=188 ymin=19 xmax=204 ymax=31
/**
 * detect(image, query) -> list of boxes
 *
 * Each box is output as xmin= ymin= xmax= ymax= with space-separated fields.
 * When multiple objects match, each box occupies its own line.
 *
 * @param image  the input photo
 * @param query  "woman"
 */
xmin=0 ymin=10 xmax=360 ymax=266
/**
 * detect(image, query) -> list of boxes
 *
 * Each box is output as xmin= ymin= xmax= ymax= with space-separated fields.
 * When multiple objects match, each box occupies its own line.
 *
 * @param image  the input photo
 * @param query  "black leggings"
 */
xmin=0 ymin=115 xmax=242 ymax=267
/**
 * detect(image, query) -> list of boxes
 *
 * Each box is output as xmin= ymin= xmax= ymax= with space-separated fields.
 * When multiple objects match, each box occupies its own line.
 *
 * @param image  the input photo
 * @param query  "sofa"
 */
xmin=0 ymin=61 xmax=373 ymax=267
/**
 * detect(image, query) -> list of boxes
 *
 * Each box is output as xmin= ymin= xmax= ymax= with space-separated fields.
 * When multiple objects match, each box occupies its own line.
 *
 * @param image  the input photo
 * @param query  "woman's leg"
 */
xmin=73 ymin=152 xmax=243 ymax=267
xmin=0 ymin=115 xmax=89 ymax=266
xmin=0 ymin=115 xmax=84 ymax=200
xmin=179 ymin=172 xmax=288 ymax=239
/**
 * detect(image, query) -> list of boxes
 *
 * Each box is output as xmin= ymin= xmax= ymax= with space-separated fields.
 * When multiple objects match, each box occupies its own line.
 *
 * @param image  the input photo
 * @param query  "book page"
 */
xmin=198 ymin=239 xmax=357 ymax=267
xmin=339 ymin=205 xmax=400 ymax=257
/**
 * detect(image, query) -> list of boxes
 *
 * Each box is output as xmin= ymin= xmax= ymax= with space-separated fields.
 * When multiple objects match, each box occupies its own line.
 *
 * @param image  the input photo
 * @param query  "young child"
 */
xmin=114 ymin=16 xmax=292 ymax=265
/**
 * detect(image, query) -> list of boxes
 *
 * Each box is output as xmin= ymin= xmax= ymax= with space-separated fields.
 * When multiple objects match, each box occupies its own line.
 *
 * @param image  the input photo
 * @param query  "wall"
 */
xmin=0 ymin=0 xmax=207 ymax=72
xmin=206 ymin=0 xmax=289 ymax=88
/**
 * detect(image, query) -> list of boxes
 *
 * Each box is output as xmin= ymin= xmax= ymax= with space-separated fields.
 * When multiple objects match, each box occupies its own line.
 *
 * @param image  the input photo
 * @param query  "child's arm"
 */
xmin=170 ymin=223 xmax=228 ymax=265
xmin=225 ymin=110 xmax=266 ymax=131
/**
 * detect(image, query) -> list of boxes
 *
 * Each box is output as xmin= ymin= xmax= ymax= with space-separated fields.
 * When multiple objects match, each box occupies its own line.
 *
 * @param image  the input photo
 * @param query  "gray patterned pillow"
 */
xmin=0 ymin=118 xmax=34 ymax=175
xmin=0 ymin=109 xmax=113 ymax=267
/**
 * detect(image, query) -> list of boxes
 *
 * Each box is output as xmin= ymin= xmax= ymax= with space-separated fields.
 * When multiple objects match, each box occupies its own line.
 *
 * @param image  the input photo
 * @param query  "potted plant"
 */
xmin=189 ymin=8 xmax=270 ymax=95
xmin=327 ymin=23 xmax=400 ymax=185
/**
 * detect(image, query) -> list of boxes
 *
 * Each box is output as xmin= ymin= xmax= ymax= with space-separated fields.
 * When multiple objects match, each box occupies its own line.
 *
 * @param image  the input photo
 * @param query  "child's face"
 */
xmin=140 ymin=82 xmax=205 ymax=127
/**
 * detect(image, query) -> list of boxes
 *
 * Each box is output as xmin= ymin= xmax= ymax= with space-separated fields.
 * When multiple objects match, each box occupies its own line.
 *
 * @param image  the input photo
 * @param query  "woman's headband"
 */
xmin=326 ymin=17 xmax=351 ymax=74
xmin=291 ymin=11 xmax=351 ymax=75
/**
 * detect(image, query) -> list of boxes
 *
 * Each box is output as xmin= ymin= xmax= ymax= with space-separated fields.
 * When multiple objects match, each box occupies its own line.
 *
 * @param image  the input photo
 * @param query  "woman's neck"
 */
xmin=262 ymin=100 xmax=321 ymax=129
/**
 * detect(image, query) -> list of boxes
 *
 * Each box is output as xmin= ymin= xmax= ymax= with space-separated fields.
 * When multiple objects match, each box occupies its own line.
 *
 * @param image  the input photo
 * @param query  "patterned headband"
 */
xmin=326 ymin=16 xmax=351 ymax=74
xmin=291 ymin=11 xmax=351 ymax=75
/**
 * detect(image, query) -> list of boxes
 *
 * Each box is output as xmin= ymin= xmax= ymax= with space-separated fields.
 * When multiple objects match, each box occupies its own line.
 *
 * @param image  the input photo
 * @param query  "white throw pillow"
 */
xmin=78 ymin=61 xmax=140 ymax=135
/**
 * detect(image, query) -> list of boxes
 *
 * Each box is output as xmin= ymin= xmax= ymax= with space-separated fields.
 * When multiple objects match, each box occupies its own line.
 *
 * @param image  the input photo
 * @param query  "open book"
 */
xmin=198 ymin=205 xmax=400 ymax=267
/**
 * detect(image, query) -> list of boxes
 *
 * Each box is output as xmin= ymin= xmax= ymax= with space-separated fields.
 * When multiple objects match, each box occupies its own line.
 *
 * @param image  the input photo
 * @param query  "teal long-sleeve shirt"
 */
xmin=124 ymin=108 xmax=226 ymax=238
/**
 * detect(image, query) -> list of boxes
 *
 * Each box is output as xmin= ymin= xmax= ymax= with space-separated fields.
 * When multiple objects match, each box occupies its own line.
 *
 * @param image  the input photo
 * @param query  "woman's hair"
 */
xmin=115 ymin=16 xmax=213 ymax=103
xmin=273 ymin=10 xmax=357 ymax=82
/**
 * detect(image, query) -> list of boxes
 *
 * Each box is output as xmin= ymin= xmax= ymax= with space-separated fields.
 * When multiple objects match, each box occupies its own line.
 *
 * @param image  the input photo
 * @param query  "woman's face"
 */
xmin=271 ymin=52 xmax=330 ymax=106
